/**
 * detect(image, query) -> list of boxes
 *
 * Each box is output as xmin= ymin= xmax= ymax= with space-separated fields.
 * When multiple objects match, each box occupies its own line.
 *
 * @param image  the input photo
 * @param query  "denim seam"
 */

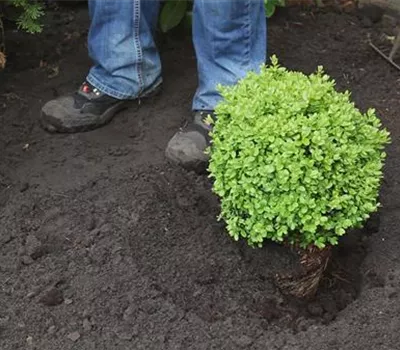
xmin=133 ymin=0 xmax=144 ymax=94
xmin=244 ymin=0 xmax=251 ymax=70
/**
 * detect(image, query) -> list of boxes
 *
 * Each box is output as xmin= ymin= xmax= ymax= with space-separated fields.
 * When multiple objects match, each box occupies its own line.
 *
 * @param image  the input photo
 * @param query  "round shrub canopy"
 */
xmin=208 ymin=57 xmax=390 ymax=249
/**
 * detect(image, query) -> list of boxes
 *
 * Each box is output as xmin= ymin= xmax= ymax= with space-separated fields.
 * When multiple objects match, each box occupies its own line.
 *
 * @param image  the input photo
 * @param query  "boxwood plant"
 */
xmin=207 ymin=57 xmax=390 ymax=295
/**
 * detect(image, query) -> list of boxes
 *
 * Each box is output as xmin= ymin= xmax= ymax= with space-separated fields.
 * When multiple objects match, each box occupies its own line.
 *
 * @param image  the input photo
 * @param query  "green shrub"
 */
xmin=208 ymin=56 xmax=390 ymax=249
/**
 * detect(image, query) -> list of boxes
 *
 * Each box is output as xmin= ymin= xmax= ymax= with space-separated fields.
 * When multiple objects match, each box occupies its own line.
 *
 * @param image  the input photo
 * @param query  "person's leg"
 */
xmin=41 ymin=0 xmax=162 ymax=133
xmin=192 ymin=0 xmax=266 ymax=111
xmin=87 ymin=0 xmax=162 ymax=99
xmin=166 ymin=0 xmax=267 ymax=170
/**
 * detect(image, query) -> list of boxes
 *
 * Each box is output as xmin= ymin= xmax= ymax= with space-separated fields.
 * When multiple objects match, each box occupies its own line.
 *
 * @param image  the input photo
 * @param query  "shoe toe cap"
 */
xmin=41 ymin=96 xmax=81 ymax=132
xmin=166 ymin=131 xmax=209 ymax=170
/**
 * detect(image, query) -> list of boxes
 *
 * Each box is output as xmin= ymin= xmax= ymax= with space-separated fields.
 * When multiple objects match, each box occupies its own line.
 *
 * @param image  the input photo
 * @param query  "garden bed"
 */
xmin=0 ymin=4 xmax=399 ymax=350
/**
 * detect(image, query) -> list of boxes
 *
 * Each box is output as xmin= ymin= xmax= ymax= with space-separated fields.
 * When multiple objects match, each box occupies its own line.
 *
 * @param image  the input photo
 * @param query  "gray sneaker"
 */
xmin=165 ymin=110 xmax=214 ymax=172
xmin=41 ymin=81 xmax=161 ymax=133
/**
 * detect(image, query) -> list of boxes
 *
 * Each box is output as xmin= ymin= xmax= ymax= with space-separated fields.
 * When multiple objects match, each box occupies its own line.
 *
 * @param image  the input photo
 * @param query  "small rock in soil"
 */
xmin=25 ymin=234 xmax=41 ymax=253
xmin=26 ymin=291 xmax=37 ymax=299
xmin=26 ymin=336 xmax=33 ymax=346
xmin=25 ymin=234 xmax=47 ymax=260
xmin=123 ymin=306 xmax=136 ymax=321
xmin=232 ymin=335 xmax=254 ymax=347
xmin=112 ymin=245 xmax=123 ymax=254
xmin=48 ymin=325 xmax=56 ymax=334
xmin=21 ymin=255 xmax=34 ymax=265
xmin=328 ymin=339 xmax=339 ymax=349
xmin=114 ymin=325 xmax=138 ymax=341
xmin=67 ymin=331 xmax=81 ymax=342
xmin=64 ymin=298 xmax=73 ymax=305
xmin=307 ymin=302 xmax=324 ymax=317
xmin=113 ymin=254 xmax=123 ymax=265
xmin=115 ymin=331 xmax=133 ymax=341
xmin=83 ymin=318 xmax=92 ymax=332
xmin=39 ymin=287 xmax=64 ymax=306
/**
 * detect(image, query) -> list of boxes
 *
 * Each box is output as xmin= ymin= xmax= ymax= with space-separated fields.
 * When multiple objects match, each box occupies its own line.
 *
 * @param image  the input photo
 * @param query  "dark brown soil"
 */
xmin=1 ymin=4 xmax=400 ymax=350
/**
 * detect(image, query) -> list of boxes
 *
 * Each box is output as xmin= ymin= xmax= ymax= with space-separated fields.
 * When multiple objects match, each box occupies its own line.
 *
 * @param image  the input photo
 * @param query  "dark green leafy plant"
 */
xmin=9 ymin=0 xmax=44 ymax=33
xmin=265 ymin=0 xmax=285 ymax=18
xmin=0 ymin=0 xmax=44 ymax=68
xmin=159 ymin=0 xmax=282 ymax=33
xmin=159 ymin=0 xmax=188 ymax=33
xmin=208 ymin=56 xmax=390 ymax=250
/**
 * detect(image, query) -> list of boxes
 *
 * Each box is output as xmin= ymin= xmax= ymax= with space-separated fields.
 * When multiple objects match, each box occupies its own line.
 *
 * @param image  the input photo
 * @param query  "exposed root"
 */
xmin=330 ymin=272 xmax=351 ymax=284
xmin=0 ymin=51 xmax=6 ymax=69
xmin=275 ymin=245 xmax=332 ymax=299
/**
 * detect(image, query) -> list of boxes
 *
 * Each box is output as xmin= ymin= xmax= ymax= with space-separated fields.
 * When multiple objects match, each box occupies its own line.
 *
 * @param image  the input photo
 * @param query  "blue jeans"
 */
xmin=86 ymin=0 xmax=266 ymax=111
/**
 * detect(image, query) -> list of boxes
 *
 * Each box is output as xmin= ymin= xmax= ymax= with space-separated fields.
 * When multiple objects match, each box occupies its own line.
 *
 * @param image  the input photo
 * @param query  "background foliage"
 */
xmin=159 ymin=0 xmax=285 ymax=33
xmin=0 ymin=0 xmax=284 ymax=68
xmin=3 ymin=0 xmax=44 ymax=33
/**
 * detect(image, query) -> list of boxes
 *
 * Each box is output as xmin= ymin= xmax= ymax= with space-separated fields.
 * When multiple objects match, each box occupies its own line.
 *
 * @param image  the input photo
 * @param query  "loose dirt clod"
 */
xmin=25 ymin=234 xmax=45 ymax=260
xmin=67 ymin=331 xmax=81 ymax=342
xmin=83 ymin=318 xmax=92 ymax=332
xmin=39 ymin=288 xmax=64 ymax=307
